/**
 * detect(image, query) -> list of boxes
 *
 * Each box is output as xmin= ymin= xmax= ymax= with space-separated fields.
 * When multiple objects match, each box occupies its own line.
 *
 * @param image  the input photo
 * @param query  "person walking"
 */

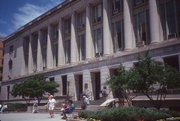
xmin=47 ymin=95 xmax=56 ymax=118
xmin=81 ymin=95 xmax=90 ymax=109
xmin=32 ymin=101 xmax=38 ymax=113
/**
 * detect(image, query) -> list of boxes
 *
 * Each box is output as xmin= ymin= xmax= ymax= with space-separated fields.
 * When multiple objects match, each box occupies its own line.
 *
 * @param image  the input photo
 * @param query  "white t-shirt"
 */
xmin=48 ymin=98 xmax=56 ymax=110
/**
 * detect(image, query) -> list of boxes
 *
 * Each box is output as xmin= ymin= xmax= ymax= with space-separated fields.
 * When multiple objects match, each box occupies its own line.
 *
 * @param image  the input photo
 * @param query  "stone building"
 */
xmin=0 ymin=0 xmax=180 ymax=108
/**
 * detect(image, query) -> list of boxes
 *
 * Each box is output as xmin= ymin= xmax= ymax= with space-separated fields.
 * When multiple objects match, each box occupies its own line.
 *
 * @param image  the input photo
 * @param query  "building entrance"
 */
xmin=92 ymin=72 xmax=101 ymax=100
xmin=75 ymin=75 xmax=83 ymax=100
xmin=62 ymin=75 xmax=67 ymax=95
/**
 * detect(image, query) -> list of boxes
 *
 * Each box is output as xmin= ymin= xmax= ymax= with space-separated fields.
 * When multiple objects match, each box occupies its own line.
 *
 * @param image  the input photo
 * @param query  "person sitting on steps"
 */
xmin=61 ymin=100 xmax=75 ymax=119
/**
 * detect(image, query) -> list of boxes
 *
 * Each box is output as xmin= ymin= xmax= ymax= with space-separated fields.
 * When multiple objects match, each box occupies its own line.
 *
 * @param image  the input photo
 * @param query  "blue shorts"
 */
xmin=63 ymin=109 xmax=73 ymax=113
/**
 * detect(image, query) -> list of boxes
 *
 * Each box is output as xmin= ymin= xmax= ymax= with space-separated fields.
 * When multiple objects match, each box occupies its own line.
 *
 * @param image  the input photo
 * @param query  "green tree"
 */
xmin=107 ymin=52 xmax=180 ymax=109
xmin=107 ymin=66 xmax=136 ymax=106
xmin=11 ymin=75 xmax=59 ymax=104
xmin=129 ymin=53 xmax=180 ymax=109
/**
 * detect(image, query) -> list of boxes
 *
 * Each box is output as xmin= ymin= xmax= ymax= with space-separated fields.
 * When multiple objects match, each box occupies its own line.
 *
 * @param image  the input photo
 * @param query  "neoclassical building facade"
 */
xmin=1 ymin=0 xmax=180 ymax=108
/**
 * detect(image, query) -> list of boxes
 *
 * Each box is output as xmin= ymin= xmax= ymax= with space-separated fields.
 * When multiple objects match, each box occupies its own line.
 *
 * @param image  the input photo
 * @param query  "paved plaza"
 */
xmin=0 ymin=113 xmax=67 ymax=121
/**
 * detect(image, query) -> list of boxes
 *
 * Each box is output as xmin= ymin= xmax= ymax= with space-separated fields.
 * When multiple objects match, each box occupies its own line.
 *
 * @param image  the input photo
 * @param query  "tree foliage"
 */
xmin=107 ymin=66 xmax=136 ymax=106
xmin=11 ymin=74 xmax=59 ymax=104
xmin=107 ymin=52 xmax=180 ymax=109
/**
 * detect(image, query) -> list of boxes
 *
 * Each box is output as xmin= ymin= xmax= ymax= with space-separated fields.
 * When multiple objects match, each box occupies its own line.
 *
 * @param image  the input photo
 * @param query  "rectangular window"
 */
xmin=160 ymin=0 xmax=179 ymax=39
xmin=7 ymin=86 xmax=10 ymax=100
xmin=113 ymin=20 xmax=124 ymax=52
xmin=64 ymin=19 xmax=71 ymax=35
xmin=134 ymin=10 xmax=150 ymax=46
xmin=163 ymin=55 xmax=179 ymax=70
xmin=163 ymin=55 xmax=180 ymax=89
xmin=177 ymin=0 xmax=180 ymax=37
xmin=49 ymin=77 xmax=55 ymax=82
xmin=9 ymin=45 xmax=13 ymax=54
xmin=78 ymin=34 xmax=86 ymax=60
xmin=77 ymin=11 xmax=86 ymax=29
xmin=94 ymin=28 xmax=103 ymax=57
xmin=134 ymin=0 xmax=147 ymax=6
xmin=64 ymin=40 xmax=71 ymax=64
xmin=93 ymin=4 xmax=102 ymax=23
xmin=112 ymin=0 xmax=123 ymax=15
xmin=51 ymin=24 xmax=59 ymax=40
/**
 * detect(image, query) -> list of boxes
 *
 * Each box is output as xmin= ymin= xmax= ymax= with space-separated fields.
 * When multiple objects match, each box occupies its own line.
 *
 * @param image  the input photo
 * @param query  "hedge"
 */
xmin=3 ymin=103 xmax=27 ymax=112
xmin=78 ymin=107 xmax=180 ymax=121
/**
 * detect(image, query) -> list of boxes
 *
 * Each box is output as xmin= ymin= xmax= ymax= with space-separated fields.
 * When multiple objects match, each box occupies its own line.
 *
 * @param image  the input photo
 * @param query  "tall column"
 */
xmin=86 ymin=5 xmax=94 ymax=59
xmin=103 ymin=0 xmax=113 ymax=55
xmin=37 ymin=30 xmax=43 ymax=71
xmin=124 ymin=0 xmax=134 ymax=50
xmin=20 ymin=37 xmax=26 ymax=75
xmin=47 ymin=25 xmax=53 ymax=69
xmin=58 ymin=18 xmax=65 ymax=66
xmin=71 ymin=12 xmax=78 ymax=63
xmin=28 ymin=34 xmax=33 ymax=73
xmin=149 ymin=0 xmax=161 ymax=43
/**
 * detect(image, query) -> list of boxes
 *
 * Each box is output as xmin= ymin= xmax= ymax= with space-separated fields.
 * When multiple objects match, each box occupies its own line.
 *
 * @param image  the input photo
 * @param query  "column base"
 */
xmin=124 ymin=48 xmax=132 ymax=51
xmin=150 ymin=41 xmax=160 ymax=45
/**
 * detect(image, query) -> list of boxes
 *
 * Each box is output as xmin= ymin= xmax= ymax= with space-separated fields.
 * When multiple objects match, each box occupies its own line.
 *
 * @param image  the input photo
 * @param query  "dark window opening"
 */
xmin=64 ymin=18 xmax=71 ymax=35
xmin=112 ymin=0 xmax=123 ymax=15
xmin=113 ymin=20 xmax=124 ymax=52
xmin=93 ymin=4 xmax=102 ymax=23
xmin=78 ymin=34 xmax=86 ymax=60
xmin=163 ymin=55 xmax=179 ymax=70
xmin=9 ymin=45 xmax=13 ymax=54
xmin=7 ymin=86 xmax=10 ymax=100
xmin=159 ymin=0 xmax=180 ymax=39
xmin=8 ymin=59 xmax=13 ymax=71
xmin=134 ymin=10 xmax=150 ymax=46
xmin=49 ymin=77 xmax=55 ymax=82
xmin=77 ymin=11 xmax=86 ymax=29
xmin=134 ymin=0 xmax=147 ymax=7
xmin=94 ymin=28 xmax=103 ymax=56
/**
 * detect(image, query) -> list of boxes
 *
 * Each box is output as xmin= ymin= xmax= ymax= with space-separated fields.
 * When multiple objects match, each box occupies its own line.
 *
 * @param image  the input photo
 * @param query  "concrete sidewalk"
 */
xmin=0 ymin=113 xmax=67 ymax=121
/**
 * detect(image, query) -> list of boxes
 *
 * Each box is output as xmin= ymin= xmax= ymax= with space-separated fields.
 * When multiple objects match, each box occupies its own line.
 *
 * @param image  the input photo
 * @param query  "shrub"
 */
xmin=78 ymin=107 xmax=171 ymax=121
xmin=161 ymin=110 xmax=180 ymax=117
xmin=3 ymin=103 xmax=27 ymax=112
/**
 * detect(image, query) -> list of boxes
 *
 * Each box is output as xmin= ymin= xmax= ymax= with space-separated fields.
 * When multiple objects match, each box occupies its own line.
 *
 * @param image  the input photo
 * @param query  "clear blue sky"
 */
xmin=0 ymin=0 xmax=64 ymax=37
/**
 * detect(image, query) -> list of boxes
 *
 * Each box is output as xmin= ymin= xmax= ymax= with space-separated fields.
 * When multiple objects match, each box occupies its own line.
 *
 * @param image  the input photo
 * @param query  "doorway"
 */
xmin=62 ymin=75 xmax=67 ymax=95
xmin=92 ymin=72 xmax=101 ymax=100
xmin=75 ymin=75 xmax=83 ymax=100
